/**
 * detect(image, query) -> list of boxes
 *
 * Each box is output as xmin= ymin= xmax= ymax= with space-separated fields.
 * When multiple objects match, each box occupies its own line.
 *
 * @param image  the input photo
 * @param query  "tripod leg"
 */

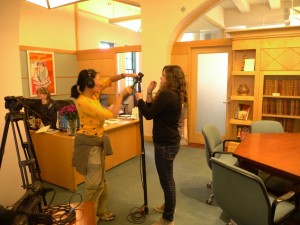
xmin=0 ymin=113 xmax=11 ymax=167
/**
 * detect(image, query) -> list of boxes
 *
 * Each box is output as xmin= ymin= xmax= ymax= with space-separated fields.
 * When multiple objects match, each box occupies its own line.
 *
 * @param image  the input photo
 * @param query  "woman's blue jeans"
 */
xmin=154 ymin=143 xmax=180 ymax=222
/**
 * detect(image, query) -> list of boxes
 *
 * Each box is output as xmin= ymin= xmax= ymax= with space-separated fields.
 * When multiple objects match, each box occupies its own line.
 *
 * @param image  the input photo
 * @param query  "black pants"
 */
xmin=154 ymin=143 xmax=180 ymax=222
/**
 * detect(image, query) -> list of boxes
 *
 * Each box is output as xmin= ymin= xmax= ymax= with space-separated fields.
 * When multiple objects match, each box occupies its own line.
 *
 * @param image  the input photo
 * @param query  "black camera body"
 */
xmin=4 ymin=96 xmax=24 ymax=112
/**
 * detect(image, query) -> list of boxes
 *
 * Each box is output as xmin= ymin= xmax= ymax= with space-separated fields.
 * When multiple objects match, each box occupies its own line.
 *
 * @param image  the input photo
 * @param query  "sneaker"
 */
xmin=153 ymin=204 xmax=165 ymax=213
xmin=151 ymin=218 xmax=174 ymax=225
xmin=98 ymin=211 xmax=116 ymax=221
xmin=153 ymin=204 xmax=176 ymax=213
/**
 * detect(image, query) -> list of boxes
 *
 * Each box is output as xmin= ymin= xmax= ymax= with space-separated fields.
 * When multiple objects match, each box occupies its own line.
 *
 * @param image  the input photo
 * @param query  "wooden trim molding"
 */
xmin=19 ymin=45 xmax=76 ymax=54
xmin=227 ymin=26 xmax=300 ymax=40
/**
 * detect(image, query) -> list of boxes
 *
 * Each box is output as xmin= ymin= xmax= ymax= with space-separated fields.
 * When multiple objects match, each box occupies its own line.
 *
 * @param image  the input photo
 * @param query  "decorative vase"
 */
xmin=237 ymin=84 xmax=249 ymax=96
xmin=67 ymin=119 xmax=77 ymax=136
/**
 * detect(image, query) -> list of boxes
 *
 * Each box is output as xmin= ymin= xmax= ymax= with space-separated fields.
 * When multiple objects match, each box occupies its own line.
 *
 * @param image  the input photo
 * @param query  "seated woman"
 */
xmin=32 ymin=87 xmax=57 ymax=129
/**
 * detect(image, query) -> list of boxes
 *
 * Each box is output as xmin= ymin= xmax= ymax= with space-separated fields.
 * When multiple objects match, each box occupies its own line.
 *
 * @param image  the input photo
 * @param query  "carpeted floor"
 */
xmin=42 ymin=141 xmax=300 ymax=225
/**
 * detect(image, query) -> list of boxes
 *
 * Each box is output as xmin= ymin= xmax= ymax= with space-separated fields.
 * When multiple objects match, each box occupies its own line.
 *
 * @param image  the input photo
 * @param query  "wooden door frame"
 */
xmin=189 ymin=42 xmax=232 ymax=144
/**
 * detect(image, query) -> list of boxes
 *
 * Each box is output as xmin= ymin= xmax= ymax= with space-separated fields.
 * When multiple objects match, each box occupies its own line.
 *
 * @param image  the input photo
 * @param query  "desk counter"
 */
xmin=31 ymin=119 xmax=141 ymax=191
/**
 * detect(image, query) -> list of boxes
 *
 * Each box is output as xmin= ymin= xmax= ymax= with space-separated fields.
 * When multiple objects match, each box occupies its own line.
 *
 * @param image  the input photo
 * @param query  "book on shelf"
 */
xmin=237 ymin=126 xmax=250 ymax=140
xmin=235 ymin=104 xmax=250 ymax=120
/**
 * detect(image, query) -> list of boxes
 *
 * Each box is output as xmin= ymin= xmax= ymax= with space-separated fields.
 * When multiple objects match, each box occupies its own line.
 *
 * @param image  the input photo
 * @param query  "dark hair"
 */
xmin=71 ymin=69 xmax=97 ymax=99
xmin=155 ymin=65 xmax=188 ymax=105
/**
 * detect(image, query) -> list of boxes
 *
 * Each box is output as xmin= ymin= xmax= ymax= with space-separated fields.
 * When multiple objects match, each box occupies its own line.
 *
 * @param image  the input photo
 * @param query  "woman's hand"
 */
xmin=147 ymin=81 xmax=157 ymax=94
xmin=135 ymin=92 xmax=143 ymax=101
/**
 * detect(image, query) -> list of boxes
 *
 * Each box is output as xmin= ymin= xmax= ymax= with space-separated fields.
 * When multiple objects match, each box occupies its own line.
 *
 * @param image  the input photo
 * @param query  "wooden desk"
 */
xmin=31 ymin=119 xmax=141 ymax=191
xmin=233 ymin=133 xmax=300 ymax=183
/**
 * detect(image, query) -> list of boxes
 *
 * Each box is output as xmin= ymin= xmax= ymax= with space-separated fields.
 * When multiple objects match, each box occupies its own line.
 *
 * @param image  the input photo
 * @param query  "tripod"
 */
xmin=0 ymin=96 xmax=52 ymax=225
xmin=0 ymin=101 xmax=42 ymax=189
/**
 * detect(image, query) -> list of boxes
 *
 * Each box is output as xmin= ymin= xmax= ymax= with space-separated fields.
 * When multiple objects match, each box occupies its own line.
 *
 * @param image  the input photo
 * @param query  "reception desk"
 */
xmin=30 ymin=119 xmax=141 ymax=191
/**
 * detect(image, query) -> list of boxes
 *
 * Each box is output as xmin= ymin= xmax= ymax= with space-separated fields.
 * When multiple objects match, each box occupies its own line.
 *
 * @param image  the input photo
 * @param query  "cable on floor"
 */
xmin=127 ymin=206 xmax=147 ymax=224
xmin=42 ymin=193 xmax=82 ymax=225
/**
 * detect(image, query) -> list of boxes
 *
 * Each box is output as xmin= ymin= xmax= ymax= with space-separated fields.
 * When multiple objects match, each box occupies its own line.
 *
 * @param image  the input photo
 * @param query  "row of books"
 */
xmin=262 ymin=98 xmax=300 ymax=116
xmin=264 ymin=79 xmax=300 ymax=96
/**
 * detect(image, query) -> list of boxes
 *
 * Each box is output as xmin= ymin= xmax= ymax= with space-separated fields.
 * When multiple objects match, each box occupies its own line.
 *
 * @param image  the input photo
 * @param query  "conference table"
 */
xmin=233 ymin=133 xmax=300 ymax=184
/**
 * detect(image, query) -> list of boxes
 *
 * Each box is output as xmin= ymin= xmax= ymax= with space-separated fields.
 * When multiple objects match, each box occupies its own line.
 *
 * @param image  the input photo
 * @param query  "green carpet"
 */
xmin=42 ymin=141 xmax=299 ymax=225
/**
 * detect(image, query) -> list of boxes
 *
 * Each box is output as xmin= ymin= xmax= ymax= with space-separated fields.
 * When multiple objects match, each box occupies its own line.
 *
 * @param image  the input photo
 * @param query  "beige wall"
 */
xmin=19 ymin=3 xmax=77 ymax=51
xmin=0 ymin=0 xmax=219 ymax=206
xmin=77 ymin=10 xmax=141 ymax=49
xmin=0 ymin=1 xmax=26 ymax=206
xmin=140 ymin=0 xmax=222 ymax=136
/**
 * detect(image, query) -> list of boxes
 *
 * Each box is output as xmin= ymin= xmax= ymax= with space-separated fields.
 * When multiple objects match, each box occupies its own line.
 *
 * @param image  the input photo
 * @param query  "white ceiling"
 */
xmin=76 ymin=0 xmax=300 ymax=33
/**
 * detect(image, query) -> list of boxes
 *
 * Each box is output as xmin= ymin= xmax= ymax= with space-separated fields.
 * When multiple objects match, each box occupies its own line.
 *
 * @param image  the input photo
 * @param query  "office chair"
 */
xmin=251 ymin=120 xmax=294 ymax=195
xmin=201 ymin=124 xmax=240 ymax=204
xmin=211 ymin=157 xmax=298 ymax=225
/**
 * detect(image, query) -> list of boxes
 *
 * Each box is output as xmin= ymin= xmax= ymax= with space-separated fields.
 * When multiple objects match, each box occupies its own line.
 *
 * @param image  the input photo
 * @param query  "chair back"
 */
xmin=211 ymin=157 xmax=272 ymax=225
xmin=251 ymin=120 xmax=284 ymax=133
xmin=202 ymin=125 xmax=223 ymax=169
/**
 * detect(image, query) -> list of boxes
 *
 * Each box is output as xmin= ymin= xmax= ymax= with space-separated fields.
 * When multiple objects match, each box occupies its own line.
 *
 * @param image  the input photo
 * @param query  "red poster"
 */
xmin=27 ymin=51 xmax=56 ymax=97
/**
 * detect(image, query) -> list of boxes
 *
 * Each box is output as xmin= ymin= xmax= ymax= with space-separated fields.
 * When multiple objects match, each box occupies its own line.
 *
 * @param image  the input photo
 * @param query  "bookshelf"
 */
xmin=259 ymin=71 xmax=300 ymax=132
xmin=228 ymin=27 xmax=300 ymax=139
xmin=229 ymin=48 xmax=259 ymax=139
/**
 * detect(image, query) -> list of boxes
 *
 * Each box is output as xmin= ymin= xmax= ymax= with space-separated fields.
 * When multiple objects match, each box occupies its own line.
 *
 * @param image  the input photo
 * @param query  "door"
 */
xmin=189 ymin=46 xmax=232 ymax=144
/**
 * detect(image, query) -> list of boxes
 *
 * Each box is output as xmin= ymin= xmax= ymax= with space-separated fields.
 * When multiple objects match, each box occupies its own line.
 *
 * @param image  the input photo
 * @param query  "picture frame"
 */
xmin=27 ymin=51 xmax=56 ymax=97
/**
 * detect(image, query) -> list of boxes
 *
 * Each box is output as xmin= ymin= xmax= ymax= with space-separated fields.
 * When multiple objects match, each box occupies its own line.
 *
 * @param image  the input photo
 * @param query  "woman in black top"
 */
xmin=135 ymin=65 xmax=187 ymax=225
xmin=33 ymin=87 xmax=57 ymax=129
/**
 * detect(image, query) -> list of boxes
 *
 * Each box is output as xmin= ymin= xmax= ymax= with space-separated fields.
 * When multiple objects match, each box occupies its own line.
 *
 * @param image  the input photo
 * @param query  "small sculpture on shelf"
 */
xmin=237 ymin=84 xmax=249 ymax=96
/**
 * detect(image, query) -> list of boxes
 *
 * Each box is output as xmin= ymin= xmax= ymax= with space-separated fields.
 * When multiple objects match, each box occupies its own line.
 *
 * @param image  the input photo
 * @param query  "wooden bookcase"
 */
xmin=228 ymin=27 xmax=300 ymax=138
xmin=259 ymin=71 xmax=300 ymax=132
xmin=229 ymin=47 xmax=260 ymax=139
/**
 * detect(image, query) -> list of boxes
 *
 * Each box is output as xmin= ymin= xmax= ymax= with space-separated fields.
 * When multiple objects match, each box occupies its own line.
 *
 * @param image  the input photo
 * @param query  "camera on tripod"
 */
xmin=4 ymin=96 xmax=25 ymax=112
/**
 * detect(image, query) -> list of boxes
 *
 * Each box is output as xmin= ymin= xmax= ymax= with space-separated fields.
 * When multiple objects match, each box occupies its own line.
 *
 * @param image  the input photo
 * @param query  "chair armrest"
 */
xmin=223 ymin=139 xmax=241 ymax=151
xmin=212 ymin=151 xmax=233 ymax=157
xmin=271 ymin=191 xmax=296 ymax=217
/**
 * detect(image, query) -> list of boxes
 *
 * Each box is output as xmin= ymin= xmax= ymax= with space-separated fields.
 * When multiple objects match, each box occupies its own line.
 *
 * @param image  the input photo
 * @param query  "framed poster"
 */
xmin=27 ymin=51 xmax=56 ymax=97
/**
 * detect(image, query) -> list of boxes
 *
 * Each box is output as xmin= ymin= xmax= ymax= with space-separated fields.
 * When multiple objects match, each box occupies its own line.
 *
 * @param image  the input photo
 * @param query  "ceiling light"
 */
xmin=24 ymin=0 xmax=87 ymax=9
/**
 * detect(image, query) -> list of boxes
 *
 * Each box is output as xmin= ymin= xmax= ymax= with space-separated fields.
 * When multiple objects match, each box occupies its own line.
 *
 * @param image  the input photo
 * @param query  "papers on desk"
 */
xmin=35 ymin=125 xmax=60 ymax=134
xmin=36 ymin=125 xmax=50 ymax=133
xmin=105 ymin=119 xmax=121 ymax=125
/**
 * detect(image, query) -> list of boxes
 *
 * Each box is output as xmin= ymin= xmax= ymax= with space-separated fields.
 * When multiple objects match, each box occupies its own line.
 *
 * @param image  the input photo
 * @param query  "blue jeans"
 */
xmin=154 ymin=143 xmax=180 ymax=222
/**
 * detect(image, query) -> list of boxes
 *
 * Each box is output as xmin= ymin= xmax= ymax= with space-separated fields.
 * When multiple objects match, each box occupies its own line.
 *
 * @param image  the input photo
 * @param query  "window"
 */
xmin=125 ymin=52 xmax=136 ymax=87
xmin=99 ymin=41 xmax=114 ymax=49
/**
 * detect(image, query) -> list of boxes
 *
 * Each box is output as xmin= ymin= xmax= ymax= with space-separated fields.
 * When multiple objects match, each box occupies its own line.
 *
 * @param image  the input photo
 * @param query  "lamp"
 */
xmin=24 ymin=0 xmax=87 ymax=9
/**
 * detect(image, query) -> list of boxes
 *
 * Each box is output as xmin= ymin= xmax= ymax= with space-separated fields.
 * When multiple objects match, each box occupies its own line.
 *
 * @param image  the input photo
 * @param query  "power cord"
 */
xmin=126 ymin=154 xmax=149 ymax=224
xmin=127 ymin=206 xmax=146 ymax=224
xmin=42 ymin=192 xmax=82 ymax=225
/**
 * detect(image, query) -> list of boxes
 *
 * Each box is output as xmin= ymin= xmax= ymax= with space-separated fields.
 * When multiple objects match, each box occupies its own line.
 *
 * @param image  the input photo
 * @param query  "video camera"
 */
xmin=4 ymin=96 xmax=25 ymax=112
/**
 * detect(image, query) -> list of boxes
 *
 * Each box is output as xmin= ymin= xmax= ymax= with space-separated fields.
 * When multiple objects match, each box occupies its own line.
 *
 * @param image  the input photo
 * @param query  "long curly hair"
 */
xmin=154 ymin=65 xmax=188 ymax=105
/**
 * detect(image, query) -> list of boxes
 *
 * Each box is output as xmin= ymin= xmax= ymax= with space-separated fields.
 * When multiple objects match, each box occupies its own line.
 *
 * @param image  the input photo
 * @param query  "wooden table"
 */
xmin=30 ymin=119 xmax=141 ymax=191
xmin=233 ymin=133 xmax=300 ymax=183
